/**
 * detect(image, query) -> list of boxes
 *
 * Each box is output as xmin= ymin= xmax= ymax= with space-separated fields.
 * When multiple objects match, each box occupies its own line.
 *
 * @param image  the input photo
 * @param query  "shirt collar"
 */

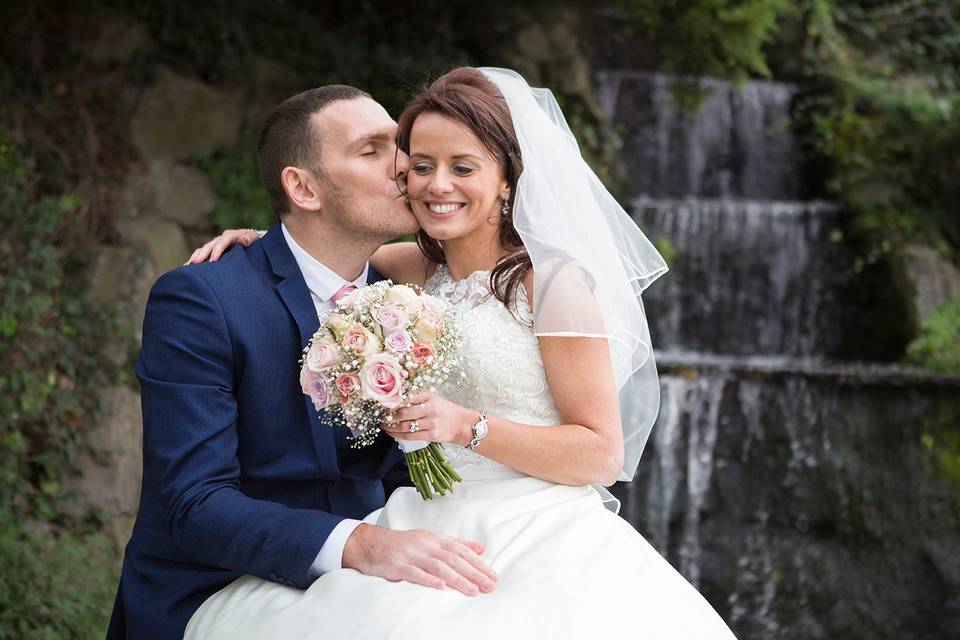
xmin=280 ymin=222 xmax=369 ymax=302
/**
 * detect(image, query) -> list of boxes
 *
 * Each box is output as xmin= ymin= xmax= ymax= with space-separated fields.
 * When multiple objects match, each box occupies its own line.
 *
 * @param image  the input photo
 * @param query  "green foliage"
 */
xmin=0 ymin=135 xmax=118 ymax=518
xmin=905 ymin=297 xmax=960 ymax=373
xmin=653 ymin=236 xmax=678 ymax=268
xmin=921 ymin=400 xmax=960 ymax=486
xmin=193 ymin=130 xmax=274 ymax=232
xmin=0 ymin=8 xmax=130 ymax=632
xmin=144 ymin=0 xmax=632 ymax=224
xmin=615 ymin=0 xmax=794 ymax=107
xmin=787 ymin=0 xmax=960 ymax=267
xmin=0 ymin=520 xmax=117 ymax=640
xmin=0 ymin=131 xmax=121 ymax=637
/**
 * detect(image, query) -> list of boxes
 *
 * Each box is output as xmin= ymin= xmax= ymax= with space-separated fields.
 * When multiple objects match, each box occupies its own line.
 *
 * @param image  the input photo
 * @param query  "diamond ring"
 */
xmin=409 ymin=420 xmax=420 ymax=433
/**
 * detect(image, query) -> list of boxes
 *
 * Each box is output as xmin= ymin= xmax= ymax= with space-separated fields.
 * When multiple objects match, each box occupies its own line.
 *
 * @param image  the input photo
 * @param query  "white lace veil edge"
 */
xmin=479 ymin=68 xmax=667 ymax=513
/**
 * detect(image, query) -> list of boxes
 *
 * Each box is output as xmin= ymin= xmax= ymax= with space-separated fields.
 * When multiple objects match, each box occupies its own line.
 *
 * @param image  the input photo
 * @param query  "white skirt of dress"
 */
xmin=185 ymin=465 xmax=737 ymax=639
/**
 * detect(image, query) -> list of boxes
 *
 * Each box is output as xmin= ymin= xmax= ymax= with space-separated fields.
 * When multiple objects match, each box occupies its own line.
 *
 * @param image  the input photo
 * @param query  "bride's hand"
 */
xmin=185 ymin=229 xmax=262 ymax=265
xmin=382 ymin=392 xmax=473 ymax=446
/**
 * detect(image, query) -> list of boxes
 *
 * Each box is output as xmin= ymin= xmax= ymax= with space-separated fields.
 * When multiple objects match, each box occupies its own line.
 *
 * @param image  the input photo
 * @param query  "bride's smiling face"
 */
xmin=406 ymin=112 xmax=508 ymax=244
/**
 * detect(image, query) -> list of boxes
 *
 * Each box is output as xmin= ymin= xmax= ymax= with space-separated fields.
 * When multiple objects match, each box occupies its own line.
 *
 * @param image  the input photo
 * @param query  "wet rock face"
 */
xmin=598 ymin=71 xmax=805 ymax=201
xmin=900 ymin=245 xmax=960 ymax=326
xmin=599 ymin=67 xmax=960 ymax=640
xmin=633 ymin=198 xmax=853 ymax=357
xmin=612 ymin=369 xmax=960 ymax=640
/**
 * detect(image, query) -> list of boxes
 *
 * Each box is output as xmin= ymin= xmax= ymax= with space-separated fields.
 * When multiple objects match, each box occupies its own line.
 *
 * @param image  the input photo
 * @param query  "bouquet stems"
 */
xmin=405 ymin=443 xmax=462 ymax=499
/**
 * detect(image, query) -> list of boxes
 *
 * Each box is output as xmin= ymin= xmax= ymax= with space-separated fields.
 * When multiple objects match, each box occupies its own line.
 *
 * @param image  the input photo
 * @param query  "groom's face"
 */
xmin=312 ymin=97 xmax=418 ymax=239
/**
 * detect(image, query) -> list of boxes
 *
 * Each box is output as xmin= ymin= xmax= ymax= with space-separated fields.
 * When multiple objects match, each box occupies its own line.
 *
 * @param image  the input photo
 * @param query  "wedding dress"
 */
xmin=184 ymin=265 xmax=737 ymax=639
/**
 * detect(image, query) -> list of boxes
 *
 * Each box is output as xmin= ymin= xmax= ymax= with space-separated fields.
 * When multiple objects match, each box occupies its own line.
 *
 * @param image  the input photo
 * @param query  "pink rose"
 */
xmin=384 ymin=330 xmax=413 ymax=353
xmin=300 ymin=368 xmax=333 ymax=411
xmin=374 ymin=306 xmax=409 ymax=333
xmin=336 ymin=373 xmax=361 ymax=399
xmin=306 ymin=337 xmax=340 ymax=372
xmin=359 ymin=353 xmax=406 ymax=408
xmin=410 ymin=340 xmax=436 ymax=365
xmin=341 ymin=324 xmax=382 ymax=357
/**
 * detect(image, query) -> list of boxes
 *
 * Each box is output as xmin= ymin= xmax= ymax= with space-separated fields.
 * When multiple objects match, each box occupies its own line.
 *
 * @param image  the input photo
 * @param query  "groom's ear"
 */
xmin=280 ymin=166 xmax=323 ymax=213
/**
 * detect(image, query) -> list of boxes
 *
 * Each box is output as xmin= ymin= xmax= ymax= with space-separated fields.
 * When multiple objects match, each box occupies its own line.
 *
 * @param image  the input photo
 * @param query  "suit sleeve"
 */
xmin=381 ymin=450 xmax=414 ymax=497
xmin=137 ymin=268 xmax=340 ymax=588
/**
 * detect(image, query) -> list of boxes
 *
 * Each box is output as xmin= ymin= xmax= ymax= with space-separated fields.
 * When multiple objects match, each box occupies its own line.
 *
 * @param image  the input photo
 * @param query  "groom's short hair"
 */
xmin=257 ymin=85 xmax=371 ymax=217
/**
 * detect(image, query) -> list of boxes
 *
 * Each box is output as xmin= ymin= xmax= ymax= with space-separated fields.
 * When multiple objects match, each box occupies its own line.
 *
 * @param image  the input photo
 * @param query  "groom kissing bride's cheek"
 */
xmin=108 ymin=68 xmax=738 ymax=640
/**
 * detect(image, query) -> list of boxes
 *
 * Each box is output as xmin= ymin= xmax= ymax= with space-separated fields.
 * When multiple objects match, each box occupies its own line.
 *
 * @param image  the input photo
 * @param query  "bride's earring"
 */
xmin=501 ymin=190 xmax=511 ymax=217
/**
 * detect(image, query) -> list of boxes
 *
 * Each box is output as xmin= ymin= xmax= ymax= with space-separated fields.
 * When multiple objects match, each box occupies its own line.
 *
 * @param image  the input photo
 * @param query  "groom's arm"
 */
xmin=137 ymin=267 xmax=341 ymax=589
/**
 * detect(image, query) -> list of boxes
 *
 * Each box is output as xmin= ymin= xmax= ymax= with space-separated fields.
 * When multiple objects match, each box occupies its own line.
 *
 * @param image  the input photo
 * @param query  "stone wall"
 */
xmin=63 ymin=12 xmax=295 ymax=550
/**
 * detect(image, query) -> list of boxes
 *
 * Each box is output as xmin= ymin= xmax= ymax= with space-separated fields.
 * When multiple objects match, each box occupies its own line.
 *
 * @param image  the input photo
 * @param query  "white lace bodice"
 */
xmin=425 ymin=265 xmax=561 ymax=471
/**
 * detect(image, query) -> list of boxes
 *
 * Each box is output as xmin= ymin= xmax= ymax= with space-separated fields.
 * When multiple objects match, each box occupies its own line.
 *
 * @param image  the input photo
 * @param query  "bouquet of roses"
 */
xmin=299 ymin=281 xmax=463 ymax=499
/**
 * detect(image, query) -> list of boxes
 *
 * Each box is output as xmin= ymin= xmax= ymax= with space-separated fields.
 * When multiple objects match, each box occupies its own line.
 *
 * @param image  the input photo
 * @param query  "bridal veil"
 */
xmin=479 ymin=67 xmax=668 ymax=509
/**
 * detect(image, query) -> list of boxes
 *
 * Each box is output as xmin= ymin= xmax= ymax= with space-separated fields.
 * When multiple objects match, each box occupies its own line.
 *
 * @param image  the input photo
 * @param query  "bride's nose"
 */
xmin=428 ymin=168 xmax=454 ymax=196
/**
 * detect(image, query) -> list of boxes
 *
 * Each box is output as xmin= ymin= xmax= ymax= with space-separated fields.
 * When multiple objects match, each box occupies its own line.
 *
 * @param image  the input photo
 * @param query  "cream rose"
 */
xmin=413 ymin=309 xmax=444 ymax=342
xmin=358 ymin=353 xmax=406 ymax=408
xmin=336 ymin=288 xmax=363 ymax=310
xmin=341 ymin=323 xmax=382 ymax=357
xmin=306 ymin=337 xmax=340 ymax=372
xmin=326 ymin=312 xmax=351 ymax=339
xmin=385 ymin=284 xmax=419 ymax=306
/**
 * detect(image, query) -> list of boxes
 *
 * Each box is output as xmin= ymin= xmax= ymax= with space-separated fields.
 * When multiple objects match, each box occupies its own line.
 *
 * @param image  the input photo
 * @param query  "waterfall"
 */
xmin=601 ymin=67 xmax=960 ymax=639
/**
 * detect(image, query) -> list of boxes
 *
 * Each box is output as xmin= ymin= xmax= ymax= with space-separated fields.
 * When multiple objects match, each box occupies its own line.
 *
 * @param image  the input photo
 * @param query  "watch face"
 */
xmin=475 ymin=421 xmax=488 ymax=438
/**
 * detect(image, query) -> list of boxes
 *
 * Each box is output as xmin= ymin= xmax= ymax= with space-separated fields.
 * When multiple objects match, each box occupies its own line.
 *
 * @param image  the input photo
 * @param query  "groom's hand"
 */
xmin=341 ymin=524 xmax=498 ymax=597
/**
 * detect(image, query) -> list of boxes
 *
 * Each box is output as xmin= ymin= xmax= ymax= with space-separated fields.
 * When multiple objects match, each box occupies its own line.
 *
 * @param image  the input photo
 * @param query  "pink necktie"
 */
xmin=331 ymin=284 xmax=357 ymax=304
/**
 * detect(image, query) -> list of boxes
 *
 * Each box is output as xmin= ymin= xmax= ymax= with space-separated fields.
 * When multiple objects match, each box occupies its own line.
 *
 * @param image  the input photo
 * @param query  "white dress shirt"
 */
xmin=280 ymin=223 xmax=368 ymax=577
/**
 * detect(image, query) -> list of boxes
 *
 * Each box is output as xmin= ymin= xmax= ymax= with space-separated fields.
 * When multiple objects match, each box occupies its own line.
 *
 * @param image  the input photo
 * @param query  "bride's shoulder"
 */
xmin=528 ymin=260 xmax=603 ymax=330
xmin=371 ymin=242 xmax=433 ymax=287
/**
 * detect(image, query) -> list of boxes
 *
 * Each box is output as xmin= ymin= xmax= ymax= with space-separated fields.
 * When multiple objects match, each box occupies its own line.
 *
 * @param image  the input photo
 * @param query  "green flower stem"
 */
xmin=428 ymin=446 xmax=458 ymax=492
xmin=428 ymin=444 xmax=462 ymax=482
xmin=405 ymin=443 xmax=461 ymax=500
xmin=426 ymin=455 xmax=450 ymax=494
xmin=408 ymin=451 xmax=431 ymax=499
xmin=417 ymin=455 xmax=433 ymax=500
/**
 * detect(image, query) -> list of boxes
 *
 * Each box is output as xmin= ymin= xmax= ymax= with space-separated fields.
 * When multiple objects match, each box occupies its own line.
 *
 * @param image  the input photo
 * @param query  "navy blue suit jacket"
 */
xmin=106 ymin=222 xmax=408 ymax=639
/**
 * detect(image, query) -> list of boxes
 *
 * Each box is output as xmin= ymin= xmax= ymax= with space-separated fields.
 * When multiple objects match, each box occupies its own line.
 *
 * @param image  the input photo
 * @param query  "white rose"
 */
xmin=306 ymin=337 xmax=340 ymax=372
xmin=385 ymin=284 xmax=420 ymax=307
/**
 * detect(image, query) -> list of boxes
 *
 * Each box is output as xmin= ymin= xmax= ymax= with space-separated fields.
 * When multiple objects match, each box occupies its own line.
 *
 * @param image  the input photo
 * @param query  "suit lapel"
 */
xmin=366 ymin=263 xmax=384 ymax=286
xmin=261 ymin=222 xmax=339 ymax=472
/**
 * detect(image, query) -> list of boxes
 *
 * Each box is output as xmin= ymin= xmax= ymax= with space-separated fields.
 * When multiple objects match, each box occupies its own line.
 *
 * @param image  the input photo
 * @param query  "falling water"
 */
xmin=601 ymin=68 xmax=960 ymax=639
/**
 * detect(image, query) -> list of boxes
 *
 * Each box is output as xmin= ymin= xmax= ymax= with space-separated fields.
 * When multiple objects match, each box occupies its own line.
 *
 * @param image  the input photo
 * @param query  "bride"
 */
xmin=185 ymin=67 xmax=737 ymax=639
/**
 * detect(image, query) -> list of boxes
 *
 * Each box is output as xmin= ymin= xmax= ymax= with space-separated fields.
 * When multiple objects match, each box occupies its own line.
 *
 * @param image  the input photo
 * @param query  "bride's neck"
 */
xmin=441 ymin=233 xmax=506 ymax=281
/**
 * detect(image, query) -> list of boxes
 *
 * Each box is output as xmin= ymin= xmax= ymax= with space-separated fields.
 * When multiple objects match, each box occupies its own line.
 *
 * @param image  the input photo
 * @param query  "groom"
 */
xmin=107 ymin=86 xmax=494 ymax=640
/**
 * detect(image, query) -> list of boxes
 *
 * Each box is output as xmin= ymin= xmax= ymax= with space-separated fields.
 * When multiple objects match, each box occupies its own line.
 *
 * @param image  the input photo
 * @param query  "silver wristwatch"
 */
xmin=465 ymin=410 xmax=488 ymax=450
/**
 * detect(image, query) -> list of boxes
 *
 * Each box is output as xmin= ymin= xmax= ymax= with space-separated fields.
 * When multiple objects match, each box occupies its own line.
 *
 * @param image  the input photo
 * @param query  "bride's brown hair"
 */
xmin=397 ymin=67 xmax=531 ymax=312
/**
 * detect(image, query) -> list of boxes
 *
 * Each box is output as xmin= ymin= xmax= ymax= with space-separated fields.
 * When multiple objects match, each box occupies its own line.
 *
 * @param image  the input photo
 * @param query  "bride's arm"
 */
xmin=368 ymin=242 xmax=433 ymax=287
xmin=185 ymin=230 xmax=433 ymax=286
xmin=384 ymin=273 xmax=624 ymax=487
